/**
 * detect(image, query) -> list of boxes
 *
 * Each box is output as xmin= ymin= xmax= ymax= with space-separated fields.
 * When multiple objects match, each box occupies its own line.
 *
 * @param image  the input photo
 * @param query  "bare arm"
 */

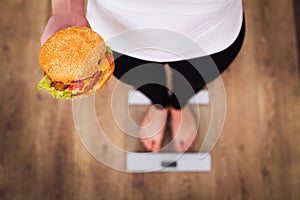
xmin=52 ymin=0 xmax=85 ymax=17
xmin=41 ymin=0 xmax=89 ymax=45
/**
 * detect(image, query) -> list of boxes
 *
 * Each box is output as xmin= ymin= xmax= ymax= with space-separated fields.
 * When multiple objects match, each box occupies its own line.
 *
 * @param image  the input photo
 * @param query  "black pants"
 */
xmin=113 ymin=18 xmax=245 ymax=109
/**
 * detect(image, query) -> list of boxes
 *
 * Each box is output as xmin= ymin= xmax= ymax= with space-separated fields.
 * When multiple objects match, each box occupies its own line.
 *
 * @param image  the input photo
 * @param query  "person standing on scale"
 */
xmin=41 ymin=0 xmax=245 ymax=152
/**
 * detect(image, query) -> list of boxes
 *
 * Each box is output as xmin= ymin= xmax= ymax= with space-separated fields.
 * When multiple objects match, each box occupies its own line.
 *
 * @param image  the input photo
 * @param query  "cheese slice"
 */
xmin=99 ymin=57 xmax=110 ymax=71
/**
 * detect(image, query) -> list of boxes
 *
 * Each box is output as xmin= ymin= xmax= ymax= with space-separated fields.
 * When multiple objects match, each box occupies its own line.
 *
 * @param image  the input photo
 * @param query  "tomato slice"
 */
xmin=68 ymin=81 xmax=84 ymax=91
xmin=105 ymin=52 xmax=114 ymax=67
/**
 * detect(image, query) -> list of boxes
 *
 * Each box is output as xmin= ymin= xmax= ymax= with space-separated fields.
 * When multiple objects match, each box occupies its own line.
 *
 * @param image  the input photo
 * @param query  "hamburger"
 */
xmin=37 ymin=26 xmax=114 ymax=99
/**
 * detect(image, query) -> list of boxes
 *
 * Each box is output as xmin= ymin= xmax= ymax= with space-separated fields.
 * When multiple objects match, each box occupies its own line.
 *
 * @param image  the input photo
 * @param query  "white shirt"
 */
xmin=87 ymin=0 xmax=243 ymax=62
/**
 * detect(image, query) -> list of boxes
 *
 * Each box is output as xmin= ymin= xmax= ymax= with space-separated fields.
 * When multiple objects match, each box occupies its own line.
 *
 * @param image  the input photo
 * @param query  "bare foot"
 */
xmin=138 ymin=105 xmax=168 ymax=152
xmin=170 ymin=106 xmax=198 ymax=152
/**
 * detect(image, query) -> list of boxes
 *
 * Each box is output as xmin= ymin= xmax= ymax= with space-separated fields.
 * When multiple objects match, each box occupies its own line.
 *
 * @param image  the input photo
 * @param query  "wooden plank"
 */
xmin=294 ymin=0 xmax=300 ymax=79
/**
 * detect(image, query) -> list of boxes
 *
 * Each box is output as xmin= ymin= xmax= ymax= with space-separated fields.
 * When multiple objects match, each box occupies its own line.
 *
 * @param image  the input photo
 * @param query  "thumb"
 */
xmin=40 ymin=31 xmax=54 ymax=46
xmin=40 ymin=16 xmax=67 ymax=46
xmin=40 ymin=24 xmax=63 ymax=46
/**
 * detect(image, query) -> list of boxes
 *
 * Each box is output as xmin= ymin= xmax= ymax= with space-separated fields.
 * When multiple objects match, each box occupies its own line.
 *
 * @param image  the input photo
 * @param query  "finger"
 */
xmin=40 ymin=26 xmax=60 ymax=46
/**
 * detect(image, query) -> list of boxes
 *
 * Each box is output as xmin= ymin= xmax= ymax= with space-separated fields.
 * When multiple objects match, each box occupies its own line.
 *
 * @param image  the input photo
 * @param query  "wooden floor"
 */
xmin=1 ymin=0 xmax=300 ymax=199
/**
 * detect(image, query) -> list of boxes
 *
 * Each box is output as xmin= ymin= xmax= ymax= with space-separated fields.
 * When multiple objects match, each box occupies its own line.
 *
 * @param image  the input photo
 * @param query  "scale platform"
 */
xmin=127 ymin=152 xmax=211 ymax=172
xmin=128 ymin=90 xmax=210 ymax=105
xmin=126 ymin=90 xmax=211 ymax=172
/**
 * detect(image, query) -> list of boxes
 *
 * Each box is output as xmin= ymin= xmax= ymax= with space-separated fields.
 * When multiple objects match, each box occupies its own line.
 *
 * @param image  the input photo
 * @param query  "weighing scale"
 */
xmin=72 ymin=76 xmax=227 ymax=173
xmin=126 ymin=90 xmax=211 ymax=172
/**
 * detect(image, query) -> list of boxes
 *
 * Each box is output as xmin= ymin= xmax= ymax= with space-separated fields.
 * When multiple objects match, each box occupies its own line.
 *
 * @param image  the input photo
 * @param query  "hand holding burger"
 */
xmin=37 ymin=26 xmax=115 ymax=99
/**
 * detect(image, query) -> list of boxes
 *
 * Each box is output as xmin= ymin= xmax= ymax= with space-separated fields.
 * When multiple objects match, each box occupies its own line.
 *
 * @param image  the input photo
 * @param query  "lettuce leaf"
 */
xmin=106 ymin=46 xmax=112 ymax=54
xmin=36 ymin=75 xmax=72 ymax=99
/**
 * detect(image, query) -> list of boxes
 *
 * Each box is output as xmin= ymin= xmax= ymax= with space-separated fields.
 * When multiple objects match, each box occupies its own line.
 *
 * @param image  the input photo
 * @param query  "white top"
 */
xmin=87 ymin=0 xmax=243 ymax=62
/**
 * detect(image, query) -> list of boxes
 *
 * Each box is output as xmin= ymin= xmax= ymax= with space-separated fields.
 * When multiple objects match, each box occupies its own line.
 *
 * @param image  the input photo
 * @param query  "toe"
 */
xmin=182 ymin=141 xmax=191 ymax=152
xmin=141 ymin=138 xmax=151 ymax=151
xmin=174 ymin=140 xmax=184 ymax=152
xmin=141 ymin=138 xmax=162 ymax=152
xmin=151 ymin=141 xmax=161 ymax=152
xmin=183 ymin=132 xmax=197 ymax=151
